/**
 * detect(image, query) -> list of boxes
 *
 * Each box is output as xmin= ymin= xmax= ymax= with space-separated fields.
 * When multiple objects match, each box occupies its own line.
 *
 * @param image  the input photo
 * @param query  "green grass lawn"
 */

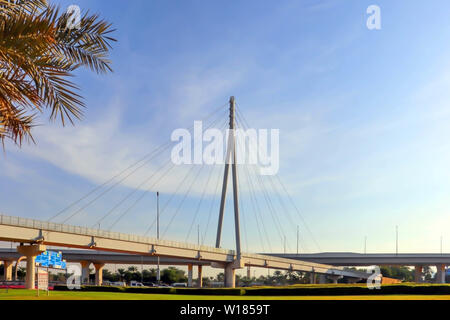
xmin=2 ymin=289 xmax=450 ymax=300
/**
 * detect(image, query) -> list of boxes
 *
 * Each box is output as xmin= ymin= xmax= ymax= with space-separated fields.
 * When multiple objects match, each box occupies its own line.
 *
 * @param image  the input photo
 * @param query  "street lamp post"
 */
xmin=395 ymin=226 xmax=398 ymax=255
xmin=157 ymin=192 xmax=160 ymax=285
xmin=364 ymin=236 xmax=367 ymax=254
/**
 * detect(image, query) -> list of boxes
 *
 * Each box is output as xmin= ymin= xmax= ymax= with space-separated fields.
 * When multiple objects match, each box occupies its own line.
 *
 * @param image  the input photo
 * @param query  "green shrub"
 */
xmin=53 ymin=285 xmax=124 ymax=293
xmin=53 ymin=283 xmax=450 ymax=296
xmin=174 ymin=288 xmax=245 ymax=296
xmin=244 ymin=284 xmax=450 ymax=296
xmin=124 ymin=287 xmax=175 ymax=294
xmin=53 ymin=285 xmax=70 ymax=291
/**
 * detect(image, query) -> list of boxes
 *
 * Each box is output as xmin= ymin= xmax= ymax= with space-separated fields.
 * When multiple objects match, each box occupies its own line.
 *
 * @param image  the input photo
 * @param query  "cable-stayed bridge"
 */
xmin=0 ymin=214 xmax=369 ymax=288
xmin=0 ymin=97 xmax=371 ymax=289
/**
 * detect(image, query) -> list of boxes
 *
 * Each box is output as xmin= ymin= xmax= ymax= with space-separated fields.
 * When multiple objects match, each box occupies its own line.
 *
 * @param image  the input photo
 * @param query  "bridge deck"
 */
xmin=0 ymin=214 xmax=369 ymax=279
xmin=269 ymin=252 xmax=450 ymax=266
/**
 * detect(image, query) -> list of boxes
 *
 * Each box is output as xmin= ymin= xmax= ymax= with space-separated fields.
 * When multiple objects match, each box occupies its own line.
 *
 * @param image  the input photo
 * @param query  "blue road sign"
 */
xmin=36 ymin=251 xmax=66 ymax=269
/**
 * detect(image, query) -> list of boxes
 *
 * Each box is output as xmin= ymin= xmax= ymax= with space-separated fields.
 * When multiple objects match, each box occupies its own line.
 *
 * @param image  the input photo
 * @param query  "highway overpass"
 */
xmin=0 ymin=214 xmax=370 ymax=288
xmin=269 ymin=252 xmax=450 ymax=266
xmin=0 ymin=248 xmax=209 ymax=266
xmin=268 ymin=252 xmax=450 ymax=283
xmin=0 ymin=248 xmax=211 ymax=287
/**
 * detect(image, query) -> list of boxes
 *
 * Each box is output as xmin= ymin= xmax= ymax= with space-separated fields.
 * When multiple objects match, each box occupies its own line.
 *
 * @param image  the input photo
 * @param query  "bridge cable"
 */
xmin=274 ymin=173 xmax=322 ymax=252
xmin=161 ymin=163 xmax=205 ymax=239
xmin=92 ymin=160 xmax=174 ymax=228
xmin=240 ymin=160 xmax=268 ymax=253
xmin=201 ymin=161 xmax=224 ymax=246
xmin=49 ymin=142 xmax=172 ymax=223
xmin=239 ymin=108 xmax=320 ymax=252
xmin=94 ymin=110 xmax=227 ymax=229
xmin=143 ymin=163 xmax=198 ymax=236
xmin=141 ymin=115 xmax=228 ymax=237
xmin=158 ymin=113 xmax=227 ymax=217
xmin=241 ymin=153 xmax=268 ymax=251
xmin=48 ymin=103 xmax=228 ymax=223
xmin=235 ymin=112 xmax=292 ymax=252
xmin=234 ymin=118 xmax=272 ymax=253
xmin=184 ymin=121 xmax=228 ymax=243
xmin=235 ymin=117 xmax=289 ymax=252
xmin=234 ymin=115 xmax=273 ymax=252
xmin=235 ymin=135 xmax=250 ymax=253
xmin=184 ymin=163 xmax=218 ymax=243
xmin=266 ymin=174 xmax=308 ymax=253
xmin=61 ymin=107 xmax=228 ymax=226
xmin=234 ymin=124 xmax=260 ymax=253
xmin=107 ymin=160 xmax=177 ymax=231
xmin=235 ymin=104 xmax=322 ymax=252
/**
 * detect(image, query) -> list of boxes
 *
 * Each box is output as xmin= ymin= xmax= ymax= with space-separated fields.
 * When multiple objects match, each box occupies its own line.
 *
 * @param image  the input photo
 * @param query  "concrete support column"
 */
xmin=17 ymin=244 xmax=46 ymax=290
xmin=197 ymin=265 xmax=203 ymax=288
xmin=328 ymin=275 xmax=343 ymax=284
xmin=225 ymin=264 xmax=236 ymax=288
xmin=3 ymin=261 xmax=14 ymax=281
xmin=414 ymin=265 xmax=423 ymax=283
xmin=247 ymin=266 xmax=251 ymax=279
xmin=347 ymin=277 xmax=361 ymax=284
xmin=187 ymin=264 xmax=193 ymax=287
xmin=318 ymin=274 xmax=327 ymax=284
xmin=309 ymin=272 xmax=316 ymax=284
xmin=436 ymin=264 xmax=446 ymax=284
xmin=80 ymin=261 xmax=91 ymax=285
xmin=94 ymin=263 xmax=105 ymax=286
xmin=14 ymin=257 xmax=26 ymax=281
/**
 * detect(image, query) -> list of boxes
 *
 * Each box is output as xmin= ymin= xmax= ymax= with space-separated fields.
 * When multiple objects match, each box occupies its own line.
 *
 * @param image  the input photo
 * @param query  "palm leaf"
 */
xmin=0 ymin=0 xmax=116 ymax=146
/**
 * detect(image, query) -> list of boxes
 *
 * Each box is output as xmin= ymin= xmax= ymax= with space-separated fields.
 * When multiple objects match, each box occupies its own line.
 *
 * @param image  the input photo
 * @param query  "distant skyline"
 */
xmin=2 ymin=0 xmax=450 ymax=255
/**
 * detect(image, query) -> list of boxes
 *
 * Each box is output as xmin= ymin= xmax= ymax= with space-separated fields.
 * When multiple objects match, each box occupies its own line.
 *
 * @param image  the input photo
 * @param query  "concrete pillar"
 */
xmin=225 ymin=264 xmax=235 ymax=288
xmin=414 ymin=265 xmax=423 ymax=283
xmin=17 ymin=244 xmax=46 ymax=290
xmin=309 ymin=272 xmax=316 ymax=284
xmin=318 ymin=274 xmax=327 ymax=284
xmin=3 ymin=261 xmax=14 ymax=281
xmin=436 ymin=264 xmax=446 ymax=284
xmin=197 ymin=265 xmax=203 ymax=288
xmin=328 ymin=275 xmax=343 ymax=284
xmin=94 ymin=263 xmax=105 ymax=286
xmin=247 ymin=266 xmax=251 ymax=279
xmin=187 ymin=264 xmax=193 ymax=287
xmin=14 ymin=256 xmax=26 ymax=281
xmin=347 ymin=277 xmax=361 ymax=284
xmin=80 ymin=261 xmax=91 ymax=285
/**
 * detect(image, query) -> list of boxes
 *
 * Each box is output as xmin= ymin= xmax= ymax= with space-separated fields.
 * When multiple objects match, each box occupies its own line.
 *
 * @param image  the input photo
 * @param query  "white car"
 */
xmin=172 ymin=283 xmax=187 ymax=287
xmin=111 ymin=281 xmax=127 ymax=287
xmin=130 ymin=281 xmax=145 ymax=287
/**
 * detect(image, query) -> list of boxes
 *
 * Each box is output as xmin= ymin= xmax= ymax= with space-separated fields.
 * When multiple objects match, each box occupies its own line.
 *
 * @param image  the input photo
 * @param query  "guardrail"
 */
xmin=0 ymin=214 xmax=234 ymax=255
xmin=0 ymin=214 xmax=370 ymax=277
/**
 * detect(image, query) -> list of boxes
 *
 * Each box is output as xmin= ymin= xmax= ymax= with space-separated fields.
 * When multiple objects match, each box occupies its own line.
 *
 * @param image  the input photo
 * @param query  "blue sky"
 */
xmin=2 ymin=0 xmax=450 ymax=255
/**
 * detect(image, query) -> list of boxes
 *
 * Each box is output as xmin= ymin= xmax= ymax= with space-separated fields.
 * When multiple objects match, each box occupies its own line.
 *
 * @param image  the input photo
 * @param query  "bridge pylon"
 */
xmin=215 ymin=97 xmax=244 ymax=276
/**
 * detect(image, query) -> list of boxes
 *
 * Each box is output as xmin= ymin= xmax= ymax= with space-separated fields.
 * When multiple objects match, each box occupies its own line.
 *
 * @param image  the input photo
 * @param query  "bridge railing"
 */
xmin=0 ymin=214 xmax=234 ymax=255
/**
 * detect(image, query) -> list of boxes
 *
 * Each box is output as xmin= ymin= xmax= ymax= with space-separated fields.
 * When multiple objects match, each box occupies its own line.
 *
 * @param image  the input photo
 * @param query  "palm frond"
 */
xmin=0 ymin=0 xmax=116 ymax=147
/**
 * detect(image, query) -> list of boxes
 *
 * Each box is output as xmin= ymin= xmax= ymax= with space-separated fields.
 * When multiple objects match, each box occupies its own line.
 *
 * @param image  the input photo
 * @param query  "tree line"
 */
xmin=0 ymin=264 xmax=443 ymax=285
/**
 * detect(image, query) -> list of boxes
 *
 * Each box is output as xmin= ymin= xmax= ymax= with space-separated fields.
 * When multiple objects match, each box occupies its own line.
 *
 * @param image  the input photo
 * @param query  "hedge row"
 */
xmin=244 ymin=285 xmax=450 ymax=296
xmin=53 ymin=285 xmax=244 ymax=295
xmin=53 ymin=284 xmax=450 ymax=296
